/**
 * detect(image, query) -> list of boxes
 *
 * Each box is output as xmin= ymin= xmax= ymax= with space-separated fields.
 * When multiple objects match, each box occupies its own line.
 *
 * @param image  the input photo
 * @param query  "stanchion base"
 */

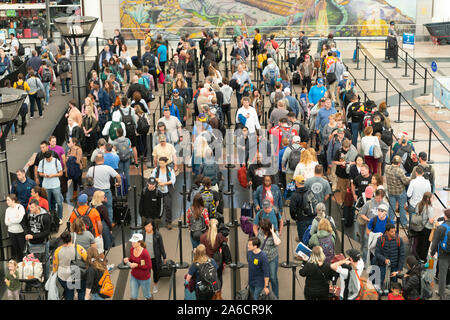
xmin=410 ymin=139 xmax=418 ymax=143
xmin=175 ymin=262 xmax=189 ymax=269
xmin=181 ymin=224 xmax=188 ymax=229
xmin=394 ymin=120 xmax=404 ymax=123
xmin=427 ymin=160 xmax=434 ymax=164
xmin=443 ymin=187 xmax=450 ymax=191
xmin=225 ymin=164 xmax=236 ymax=169
xmin=402 ymin=74 xmax=409 ymax=78
xmin=280 ymin=261 xmax=296 ymax=269
xmin=117 ymin=263 xmax=131 ymax=270
xmin=420 ymin=93 xmax=429 ymax=96
xmin=231 ymin=262 xmax=244 ymax=269
xmin=372 ymin=90 xmax=377 ymax=94
xmin=226 ymin=222 xmax=238 ymax=228
xmin=410 ymin=82 xmax=418 ymax=86
xmin=129 ymin=225 xmax=143 ymax=231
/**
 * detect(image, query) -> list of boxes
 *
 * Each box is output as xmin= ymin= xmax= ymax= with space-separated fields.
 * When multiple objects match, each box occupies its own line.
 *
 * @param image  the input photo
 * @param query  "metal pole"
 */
xmin=96 ymin=37 xmax=99 ymax=58
xmin=403 ymin=52 xmax=408 ymax=77
xmin=394 ymin=43 xmax=400 ymax=69
xmin=233 ymin=218 xmax=244 ymax=268
xmin=281 ymin=219 xmax=294 ymax=268
xmin=224 ymin=41 xmax=228 ymax=79
xmin=427 ymin=127 xmax=434 ymax=164
xmin=356 ymin=42 xmax=360 ymax=70
xmin=363 ymin=55 xmax=367 ymax=81
xmin=264 ymin=111 xmax=268 ymax=129
xmin=137 ymin=39 xmax=142 ymax=60
xmin=140 ymin=156 xmax=145 ymax=189
xmin=291 ymin=265 xmax=297 ymax=300
xmin=385 ymin=78 xmax=389 ymax=107
xmin=341 ymin=207 xmax=345 ymax=253
xmin=410 ymin=59 xmax=418 ymax=85
xmin=373 ymin=65 xmax=377 ymax=93
xmin=176 ymin=220 xmax=189 ymax=269
xmin=444 ymin=161 xmax=450 ymax=191
xmin=411 ymin=109 xmax=418 ymax=142
xmin=171 ymin=265 xmax=177 ymax=300
xmin=421 ymin=69 xmax=428 ymax=96
xmin=133 ymin=185 xmax=138 ymax=228
xmin=117 ymin=212 xmax=131 ymax=269
xmin=394 ymin=93 xmax=403 ymax=123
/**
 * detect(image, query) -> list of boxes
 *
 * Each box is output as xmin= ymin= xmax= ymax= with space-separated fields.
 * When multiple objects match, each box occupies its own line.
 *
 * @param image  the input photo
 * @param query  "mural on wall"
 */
xmin=119 ymin=0 xmax=416 ymax=39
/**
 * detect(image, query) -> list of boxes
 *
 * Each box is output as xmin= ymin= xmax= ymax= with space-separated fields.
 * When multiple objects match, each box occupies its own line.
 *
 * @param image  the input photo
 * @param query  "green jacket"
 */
xmin=308 ymin=230 xmax=336 ymax=248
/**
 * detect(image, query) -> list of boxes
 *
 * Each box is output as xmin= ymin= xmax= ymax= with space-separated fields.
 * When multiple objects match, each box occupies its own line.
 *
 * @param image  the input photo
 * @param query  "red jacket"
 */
xmin=129 ymin=247 xmax=152 ymax=280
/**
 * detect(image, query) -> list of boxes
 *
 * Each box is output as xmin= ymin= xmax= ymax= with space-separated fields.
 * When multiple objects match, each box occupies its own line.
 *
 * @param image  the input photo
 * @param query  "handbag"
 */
xmin=158 ymin=71 xmax=165 ymax=84
xmin=33 ymin=78 xmax=45 ymax=98
xmin=326 ymin=62 xmax=337 ymax=85
xmin=373 ymin=144 xmax=382 ymax=159
xmin=428 ymin=222 xmax=438 ymax=242
xmin=70 ymin=234 xmax=87 ymax=280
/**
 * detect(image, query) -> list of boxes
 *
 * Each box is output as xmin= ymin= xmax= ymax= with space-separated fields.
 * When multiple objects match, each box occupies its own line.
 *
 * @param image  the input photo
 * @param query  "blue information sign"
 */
xmin=403 ymin=33 xmax=415 ymax=46
xmin=431 ymin=61 xmax=438 ymax=72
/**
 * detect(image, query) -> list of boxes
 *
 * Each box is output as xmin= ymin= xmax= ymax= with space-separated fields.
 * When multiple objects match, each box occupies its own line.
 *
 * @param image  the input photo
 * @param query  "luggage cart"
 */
xmin=424 ymin=22 xmax=450 ymax=45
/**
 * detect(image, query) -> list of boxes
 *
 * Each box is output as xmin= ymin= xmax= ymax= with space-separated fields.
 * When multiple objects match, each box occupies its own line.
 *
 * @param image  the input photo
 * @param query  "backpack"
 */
xmin=201 ymin=190 xmax=217 ymax=218
xmin=201 ymin=164 xmax=218 ymax=186
xmin=267 ymin=68 xmax=277 ymax=87
xmin=302 ymin=224 xmax=312 ymax=244
xmin=438 ymin=223 xmax=450 ymax=254
xmin=363 ymin=113 xmax=373 ymax=128
xmin=410 ymin=210 xmax=425 ymax=232
xmin=403 ymin=153 xmax=416 ymax=174
xmin=419 ymin=165 xmax=433 ymax=185
xmin=115 ymin=138 xmax=132 ymax=161
xmin=215 ymin=48 xmax=223 ymax=63
xmin=119 ymin=108 xmax=136 ymax=136
xmin=18 ymin=40 xmax=25 ymax=56
xmin=15 ymin=82 xmax=25 ymax=91
xmin=420 ymin=264 xmax=434 ymax=300
xmin=66 ymin=156 xmax=82 ymax=180
xmin=318 ymin=235 xmax=335 ymax=264
xmin=240 ymin=215 xmax=254 ymax=236
xmin=41 ymin=67 xmax=52 ymax=83
xmin=143 ymin=53 xmax=156 ymax=70
xmin=381 ymin=128 xmax=393 ymax=146
xmin=190 ymin=213 xmax=207 ymax=241
xmin=196 ymin=260 xmax=220 ymax=296
xmin=59 ymin=59 xmax=71 ymax=73
xmin=302 ymin=190 xmax=318 ymax=217
xmin=356 ymin=276 xmax=379 ymax=300
xmin=98 ymin=270 xmax=114 ymax=298
xmin=136 ymin=115 xmax=150 ymax=135
xmin=108 ymin=121 xmax=122 ymax=141
xmin=74 ymin=207 xmax=95 ymax=235
xmin=293 ymin=121 xmax=309 ymax=143
xmin=288 ymin=146 xmax=302 ymax=171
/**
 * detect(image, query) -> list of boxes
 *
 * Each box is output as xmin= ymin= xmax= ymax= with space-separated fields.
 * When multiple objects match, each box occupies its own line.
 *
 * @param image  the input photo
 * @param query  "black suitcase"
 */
xmin=113 ymin=199 xmax=130 ymax=225
xmin=292 ymin=71 xmax=301 ymax=85
xmin=160 ymin=259 xmax=176 ymax=278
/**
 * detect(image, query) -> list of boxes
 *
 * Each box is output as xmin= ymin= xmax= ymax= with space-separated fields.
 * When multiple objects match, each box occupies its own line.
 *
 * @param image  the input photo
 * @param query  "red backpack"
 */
xmin=237 ymin=165 xmax=248 ymax=188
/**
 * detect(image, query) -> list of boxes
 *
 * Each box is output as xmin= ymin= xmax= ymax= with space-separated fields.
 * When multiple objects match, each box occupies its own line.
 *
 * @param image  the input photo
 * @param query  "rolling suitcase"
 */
xmin=159 ymin=259 xmax=176 ymax=278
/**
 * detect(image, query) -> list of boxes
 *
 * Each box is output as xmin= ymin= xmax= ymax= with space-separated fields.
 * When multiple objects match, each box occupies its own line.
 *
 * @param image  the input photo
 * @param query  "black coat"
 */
xmin=139 ymin=188 xmax=163 ymax=219
xmin=147 ymin=231 xmax=167 ymax=266
xmin=66 ymin=125 xmax=83 ymax=143
xmin=289 ymin=187 xmax=309 ymax=221
xmin=403 ymin=265 xmax=421 ymax=300
xmin=299 ymin=262 xmax=334 ymax=299
xmin=127 ymin=83 xmax=148 ymax=101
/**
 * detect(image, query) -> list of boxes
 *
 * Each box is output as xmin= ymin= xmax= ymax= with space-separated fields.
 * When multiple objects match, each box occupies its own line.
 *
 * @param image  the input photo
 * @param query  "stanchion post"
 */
xmin=233 ymin=218 xmax=244 ymax=268
xmin=133 ymin=185 xmax=138 ymax=228
xmin=373 ymin=65 xmax=377 ymax=93
xmin=410 ymin=59 xmax=418 ymax=85
xmin=264 ymin=111 xmax=268 ymax=129
xmin=171 ymin=265 xmax=177 ymax=300
xmin=230 ymin=263 xmax=237 ymax=300
xmin=421 ymin=69 xmax=428 ymax=96
xmin=117 ymin=209 xmax=131 ymax=269
xmin=341 ymin=205 xmax=345 ymax=253
xmin=96 ymin=37 xmax=99 ymax=59
xmin=385 ymin=78 xmax=389 ymax=107
xmin=411 ymin=109 xmax=418 ymax=142
xmin=224 ymin=41 xmax=228 ymax=79
xmin=444 ymin=161 xmax=450 ymax=191
xmin=179 ymin=162 xmax=188 ymax=228
xmin=394 ymin=93 xmax=403 ymax=123
xmin=356 ymin=43 xmax=360 ymax=70
xmin=137 ymin=39 xmax=142 ymax=60
xmin=363 ymin=55 xmax=367 ymax=81
xmin=291 ymin=265 xmax=297 ymax=300
xmin=403 ymin=52 xmax=408 ymax=77
xmin=140 ymin=156 xmax=145 ymax=189
xmin=281 ymin=219 xmax=294 ymax=268
xmin=427 ymin=127 xmax=434 ymax=164
xmin=176 ymin=220 xmax=189 ymax=269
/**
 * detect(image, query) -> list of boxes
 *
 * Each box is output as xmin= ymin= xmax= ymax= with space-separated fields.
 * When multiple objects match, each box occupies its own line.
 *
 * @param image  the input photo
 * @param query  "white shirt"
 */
xmin=294 ymin=161 xmax=319 ymax=180
xmin=407 ymin=176 xmax=431 ymax=207
xmin=157 ymin=116 xmax=182 ymax=143
xmin=5 ymin=204 xmax=25 ymax=233
xmin=10 ymin=38 xmax=19 ymax=56
xmin=86 ymin=164 xmax=118 ymax=190
xmin=360 ymin=135 xmax=380 ymax=156
xmin=235 ymin=106 xmax=260 ymax=134
xmin=102 ymin=121 xmax=127 ymax=144
xmin=336 ymin=259 xmax=364 ymax=300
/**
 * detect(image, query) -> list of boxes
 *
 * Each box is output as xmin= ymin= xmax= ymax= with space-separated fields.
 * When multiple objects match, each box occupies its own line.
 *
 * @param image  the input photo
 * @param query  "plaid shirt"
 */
xmin=385 ymin=165 xmax=410 ymax=195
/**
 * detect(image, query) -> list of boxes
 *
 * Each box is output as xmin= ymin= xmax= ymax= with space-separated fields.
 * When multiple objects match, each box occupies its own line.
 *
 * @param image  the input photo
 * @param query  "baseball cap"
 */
xmin=294 ymin=175 xmax=305 ymax=184
xmin=262 ymin=199 xmax=271 ymax=209
xmin=283 ymin=87 xmax=291 ymax=94
xmin=129 ymin=233 xmax=143 ymax=243
xmin=77 ymin=194 xmax=88 ymax=204
xmin=198 ymin=113 xmax=207 ymax=122
xmin=147 ymin=177 xmax=157 ymax=185
xmin=158 ymin=134 xmax=166 ymax=142
xmin=210 ymin=107 xmax=217 ymax=115
xmin=293 ymin=135 xmax=301 ymax=143
xmin=343 ymin=71 xmax=349 ymax=77
xmin=173 ymin=88 xmax=179 ymax=94
xmin=346 ymin=249 xmax=361 ymax=261
xmin=377 ymin=203 xmax=388 ymax=212
xmin=317 ymin=78 xmax=324 ymax=85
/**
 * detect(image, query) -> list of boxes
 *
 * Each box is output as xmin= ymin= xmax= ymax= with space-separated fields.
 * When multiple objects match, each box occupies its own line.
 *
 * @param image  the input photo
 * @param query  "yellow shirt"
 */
xmin=255 ymin=33 xmax=262 ymax=44
xmin=152 ymin=143 xmax=176 ymax=164
xmin=13 ymin=80 xmax=30 ymax=92
xmin=257 ymin=54 xmax=267 ymax=69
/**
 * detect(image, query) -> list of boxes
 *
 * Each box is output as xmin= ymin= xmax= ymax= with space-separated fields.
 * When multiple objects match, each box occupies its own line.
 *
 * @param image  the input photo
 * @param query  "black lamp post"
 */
xmin=53 ymin=16 xmax=98 ymax=107
xmin=0 ymin=88 xmax=27 ymax=260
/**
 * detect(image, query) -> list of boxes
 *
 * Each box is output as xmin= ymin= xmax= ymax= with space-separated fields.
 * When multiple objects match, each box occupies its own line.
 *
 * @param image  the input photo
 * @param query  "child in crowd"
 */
xmin=4 ymin=260 xmax=20 ymax=300
xmin=388 ymin=283 xmax=405 ymax=300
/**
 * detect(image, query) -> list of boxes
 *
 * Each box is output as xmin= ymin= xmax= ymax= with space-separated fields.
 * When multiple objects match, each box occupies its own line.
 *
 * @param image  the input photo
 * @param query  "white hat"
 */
xmin=293 ymin=136 xmax=301 ymax=143
xmin=112 ymin=111 xmax=121 ymax=122
xmin=129 ymin=233 xmax=143 ymax=243
xmin=283 ymin=87 xmax=291 ymax=94
xmin=343 ymin=71 xmax=350 ymax=77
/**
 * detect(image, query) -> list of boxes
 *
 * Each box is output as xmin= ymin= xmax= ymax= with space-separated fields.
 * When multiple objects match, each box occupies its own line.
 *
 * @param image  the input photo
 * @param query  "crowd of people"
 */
xmin=3 ymin=27 xmax=449 ymax=302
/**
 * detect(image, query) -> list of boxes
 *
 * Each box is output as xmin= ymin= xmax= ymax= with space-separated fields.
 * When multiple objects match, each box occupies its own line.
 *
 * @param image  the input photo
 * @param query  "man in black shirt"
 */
xmin=139 ymin=177 xmax=163 ymax=222
xmin=247 ymin=153 xmax=275 ymax=192
xmin=332 ymin=139 xmax=352 ymax=205
xmin=33 ymin=140 xmax=59 ymax=186
xmin=352 ymin=164 xmax=372 ymax=202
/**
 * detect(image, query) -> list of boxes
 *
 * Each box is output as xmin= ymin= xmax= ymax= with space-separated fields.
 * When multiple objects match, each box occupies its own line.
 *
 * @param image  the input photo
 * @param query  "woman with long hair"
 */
xmin=91 ymin=190 xmax=113 ymax=252
xmin=64 ymin=137 xmax=83 ymax=202
xmin=308 ymin=218 xmax=336 ymax=264
xmin=298 ymin=246 xmax=335 ymax=300
xmin=402 ymin=255 xmax=421 ymax=300
xmin=165 ymin=66 xmax=176 ymax=96
xmin=200 ymin=218 xmax=228 ymax=296
xmin=361 ymin=126 xmax=380 ymax=174
xmin=185 ymin=52 xmax=195 ymax=89
xmin=307 ymin=147 xmax=318 ymax=162
xmin=119 ymin=43 xmax=131 ymax=84
xmin=135 ymin=105 xmax=148 ymax=159
xmin=208 ymin=64 xmax=222 ymax=85
xmin=192 ymin=135 xmax=213 ymax=176
xmin=250 ymin=88 xmax=263 ymax=120
xmin=413 ymin=192 xmax=435 ymax=261
xmin=82 ymin=103 xmax=98 ymax=156
xmin=27 ymin=186 xmax=49 ymax=210
xmin=81 ymin=96 xmax=98 ymax=120
xmin=349 ymin=155 xmax=365 ymax=185
xmin=143 ymin=218 xmax=167 ymax=295
xmin=294 ymin=149 xmax=319 ymax=180
xmin=187 ymin=193 xmax=210 ymax=249
xmin=370 ymin=173 xmax=385 ymax=191
xmin=70 ymin=217 xmax=96 ymax=252
xmin=5 ymin=194 xmax=25 ymax=261
xmin=154 ymin=122 xmax=173 ymax=146
xmin=131 ymin=91 xmax=149 ymax=113
xmin=256 ymin=219 xmax=281 ymax=298
xmin=85 ymin=247 xmax=107 ymax=300
xmin=309 ymin=202 xmax=336 ymax=238
xmin=123 ymin=233 xmax=153 ymax=300
xmin=185 ymin=244 xmax=219 ymax=300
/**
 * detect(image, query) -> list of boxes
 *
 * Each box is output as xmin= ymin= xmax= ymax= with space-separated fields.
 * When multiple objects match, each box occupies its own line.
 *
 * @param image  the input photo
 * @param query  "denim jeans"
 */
xmin=130 ymin=275 xmax=152 ymax=299
xmin=268 ymin=256 xmax=279 ymax=298
xmin=29 ymin=93 xmax=42 ymax=117
xmin=350 ymin=122 xmax=360 ymax=148
xmin=358 ymin=222 xmax=369 ymax=264
xmin=190 ymin=234 xmax=200 ymax=250
xmin=61 ymin=78 xmax=70 ymax=93
xmin=236 ymin=92 xmax=243 ymax=109
xmin=249 ymin=285 xmax=264 ymax=300
xmin=296 ymin=218 xmax=314 ymax=241
xmin=102 ymin=189 xmax=113 ymax=223
xmin=118 ymin=159 xmax=131 ymax=189
xmin=102 ymin=220 xmax=114 ymax=250
xmin=388 ymin=192 xmax=408 ymax=226
xmin=58 ymin=277 xmax=86 ymax=300
xmin=43 ymin=81 xmax=50 ymax=104
xmin=47 ymin=187 xmax=63 ymax=219
xmin=91 ymin=293 xmax=104 ymax=300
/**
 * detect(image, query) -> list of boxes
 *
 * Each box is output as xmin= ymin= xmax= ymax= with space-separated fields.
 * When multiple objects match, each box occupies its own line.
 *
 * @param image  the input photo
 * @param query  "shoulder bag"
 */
xmin=34 ymin=78 xmax=45 ymax=99
xmin=70 ymin=233 xmax=87 ymax=280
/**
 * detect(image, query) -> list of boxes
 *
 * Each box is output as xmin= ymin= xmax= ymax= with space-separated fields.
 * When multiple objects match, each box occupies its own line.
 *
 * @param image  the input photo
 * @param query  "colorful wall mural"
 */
xmin=119 ymin=0 xmax=416 ymax=39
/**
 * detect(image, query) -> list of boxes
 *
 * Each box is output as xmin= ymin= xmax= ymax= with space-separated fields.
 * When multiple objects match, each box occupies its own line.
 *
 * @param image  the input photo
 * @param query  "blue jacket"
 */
xmin=168 ymin=104 xmax=181 ymax=122
xmin=253 ymin=184 xmax=283 ymax=213
xmin=285 ymin=95 xmax=300 ymax=117
xmin=11 ymin=177 xmax=36 ymax=208
xmin=316 ymin=107 xmax=337 ymax=131
xmin=95 ymin=88 xmax=112 ymax=112
xmin=308 ymin=85 xmax=327 ymax=106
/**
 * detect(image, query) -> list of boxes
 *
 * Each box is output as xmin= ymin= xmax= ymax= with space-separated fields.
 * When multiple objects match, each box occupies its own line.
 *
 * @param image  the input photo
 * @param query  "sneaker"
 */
xmin=40 ymin=116 xmax=43 ymax=119
xmin=59 ymin=219 xmax=63 ymax=225
xmin=135 ymin=163 xmax=139 ymax=168
xmin=107 ymin=264 xmax=115 ymax=272
xmin=167 ymin=224 xmax=172 ymax=230
xmin=12 ymin=136 xmax=17 ymax=141
xmin=153 ymin=286 xmax=158 ymax=294
xmin=62 ymin=92 xmax=66 ymax=96
xmin=29 ymin=116 xmax=34 ymax=119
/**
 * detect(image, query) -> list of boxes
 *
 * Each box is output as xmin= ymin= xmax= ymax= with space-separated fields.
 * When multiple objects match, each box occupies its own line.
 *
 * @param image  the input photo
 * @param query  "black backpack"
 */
xmin=196 ymin=260 xmax=220 ymax=296
xmin=119 ymin=108 xmax=136 ymax=136
xmin=18 ymin=40 xmax=25 ymax=56
xmin=403 ymin=154 xmax=416 ymax=174
xmin=215 ymin=48 xmax=223 ymax=63
xmin=59 ymin=59 xmax=71 ymax=73
xmin=381 ymin=128 xmax=393 ymax=147
xmin=143 ymin=53 xmax=156 ymax=70
xmin=419 ymin=164 xmax=433 ymax=184
xmin=288 ymin=146 xmax=302 ymax=171
xmin=41 ymin=67 xmax=52 ymax=83
xmin=190 ymin=213 xmax=207 ymax=241
xmin=302 ymin=190 xmax=318 ymax=217
xmin=136 ymin=115 xmax=150 ymax=135
xmin=74 ymin=207 xmax=95 ymax=235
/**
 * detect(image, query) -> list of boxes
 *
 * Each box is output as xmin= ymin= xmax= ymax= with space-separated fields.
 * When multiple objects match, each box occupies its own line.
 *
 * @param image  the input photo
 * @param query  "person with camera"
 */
xmin=330 ymin=249 xmax=364 ymax=300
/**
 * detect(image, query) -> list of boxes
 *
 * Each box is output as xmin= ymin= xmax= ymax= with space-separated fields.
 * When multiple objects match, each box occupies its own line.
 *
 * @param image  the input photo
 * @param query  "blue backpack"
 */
xmin=302 ymin=225 xmax=312 ymax=245
xmin=268 ymin=68 xmax=277 ymax=87
xmin=439 ymin=224 xmax=450 ymax=254
xmin=66 ymin=156 xmax=82 ymax=180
